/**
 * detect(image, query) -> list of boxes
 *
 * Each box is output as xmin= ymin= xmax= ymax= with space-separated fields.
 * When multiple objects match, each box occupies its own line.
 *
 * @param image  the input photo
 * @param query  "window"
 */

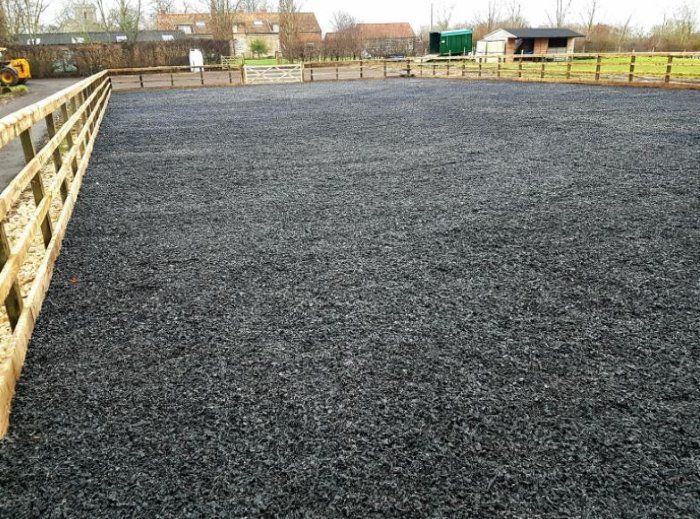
xmin=548 ymin=37 xmax=568 ymax=48
xmin=195 ymin=20 xmax=206 ymax=28
xmin=162 ymin=34 xmax=175 ymax=41
xmin=253 ymin=20 xmax=264 ymax=26
xmin=272 ymin=24 xmax=279 ymax=33
xmin=27 ymin=38 xmax=41 ymax=45
xmin=115 ymin=35 xmax=127 ymax=42
xmin=177 ymin=24 xmax=193 ymax=34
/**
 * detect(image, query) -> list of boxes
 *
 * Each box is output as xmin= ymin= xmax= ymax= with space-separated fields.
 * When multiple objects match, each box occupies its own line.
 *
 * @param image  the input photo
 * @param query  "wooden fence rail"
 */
xmin=0 ymin=71 xmax=111 ymax=436
xmin=107 ymin=52 xmax=700 ymax=92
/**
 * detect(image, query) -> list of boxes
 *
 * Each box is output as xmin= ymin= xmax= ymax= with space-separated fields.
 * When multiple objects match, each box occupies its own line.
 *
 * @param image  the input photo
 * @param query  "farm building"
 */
xmin=14 ymin=31 xmax=186 ymax=45
xmin=476 ymin=28 xmax=584 ymax=59
xmin=357 ymin=23 xmax=416 ymax=57
xmin=326 ymin=23 xmax=417 ymax=58
xmin=155 ymin=11 xmax=323 ymax=57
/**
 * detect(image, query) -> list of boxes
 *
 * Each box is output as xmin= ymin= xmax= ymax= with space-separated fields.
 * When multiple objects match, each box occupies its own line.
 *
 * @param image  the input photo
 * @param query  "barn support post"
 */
xmin=664 ymin=55 xmax=673 ymax=83
xmin=628 ymin=55 xmax=636 ymax=83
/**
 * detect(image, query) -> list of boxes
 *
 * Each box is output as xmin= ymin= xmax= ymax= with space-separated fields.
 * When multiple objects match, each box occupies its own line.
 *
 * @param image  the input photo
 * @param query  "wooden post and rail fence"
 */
xmin=104 ymin=52 xmax=700 ymax=92
xmin=0 ymin=71 xmax=111 ymax=436
xmin=0 ymin=50 xmax=698 ymax=436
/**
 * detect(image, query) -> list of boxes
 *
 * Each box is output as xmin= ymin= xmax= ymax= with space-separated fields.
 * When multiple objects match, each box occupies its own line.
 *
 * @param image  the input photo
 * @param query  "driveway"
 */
xmin=0 ymin=78 xmax=80 ymax=191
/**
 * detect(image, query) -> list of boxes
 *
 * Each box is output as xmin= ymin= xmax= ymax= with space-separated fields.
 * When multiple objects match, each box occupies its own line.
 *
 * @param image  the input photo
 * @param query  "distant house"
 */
xmin=155 ymin=11 xmax=323 ymax=57
xmin=476 ymin=28 xmax=584 ymax=59
xmin=325 ymin=22 xmax=416 ymax=58
xmin=14 ymin=31 xmax=186 ymax=46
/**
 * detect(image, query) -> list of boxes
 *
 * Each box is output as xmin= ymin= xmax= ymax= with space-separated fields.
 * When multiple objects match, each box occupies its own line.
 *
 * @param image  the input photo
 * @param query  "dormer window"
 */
xmin=253 ymin=20 xmax=264 ymax=26
xmin=195 ymin=20 xmax=206 ymax=28
xmin=115 ymin=35 xmax=127 ymax=42
xmin=272 ymin=24 xmax=279 ymax=33
xmin=177 ymin=24 xmax=192 ymax=34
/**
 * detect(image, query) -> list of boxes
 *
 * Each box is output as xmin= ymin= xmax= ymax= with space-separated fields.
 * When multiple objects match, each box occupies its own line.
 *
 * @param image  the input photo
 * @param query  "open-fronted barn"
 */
xmin=476 ymin=28 xmax=584 ymax=59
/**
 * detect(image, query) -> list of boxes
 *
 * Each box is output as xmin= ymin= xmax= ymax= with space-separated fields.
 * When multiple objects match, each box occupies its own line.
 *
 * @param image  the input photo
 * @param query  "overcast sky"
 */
xmin=45 ymin=0 xmax=697 ymax=33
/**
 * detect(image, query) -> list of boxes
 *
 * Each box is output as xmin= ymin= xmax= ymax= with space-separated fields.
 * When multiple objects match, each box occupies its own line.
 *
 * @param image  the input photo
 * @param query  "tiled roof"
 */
xmin=156 ymin=11 xmax=322 ymax=35
xmin=357 ymin=23 xmax=415 ymax=40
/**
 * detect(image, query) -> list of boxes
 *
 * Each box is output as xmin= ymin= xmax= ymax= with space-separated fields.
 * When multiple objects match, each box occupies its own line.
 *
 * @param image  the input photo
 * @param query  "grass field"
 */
xmin=422 ymin=55 xmax=700 ymax=80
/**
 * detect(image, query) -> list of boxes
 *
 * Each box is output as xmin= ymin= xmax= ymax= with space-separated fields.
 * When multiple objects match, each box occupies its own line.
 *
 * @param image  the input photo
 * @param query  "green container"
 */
xmin=439 ymin=29 xmax=473 ymax=56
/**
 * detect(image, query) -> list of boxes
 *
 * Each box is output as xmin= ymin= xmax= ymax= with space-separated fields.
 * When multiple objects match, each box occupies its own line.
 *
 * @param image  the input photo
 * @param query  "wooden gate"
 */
xmin=243 ymin=64 xmax=303 ymax=85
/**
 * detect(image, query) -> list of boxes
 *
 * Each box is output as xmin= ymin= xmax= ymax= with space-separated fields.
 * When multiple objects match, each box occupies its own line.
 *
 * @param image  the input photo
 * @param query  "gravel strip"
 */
xmin=0 ymin=80 xmax=698 ymax=517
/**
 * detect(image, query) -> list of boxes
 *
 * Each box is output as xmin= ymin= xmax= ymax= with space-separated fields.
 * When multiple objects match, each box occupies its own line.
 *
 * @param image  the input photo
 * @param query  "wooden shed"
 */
xmin=476 ymin=28 xmax=584 ymax=61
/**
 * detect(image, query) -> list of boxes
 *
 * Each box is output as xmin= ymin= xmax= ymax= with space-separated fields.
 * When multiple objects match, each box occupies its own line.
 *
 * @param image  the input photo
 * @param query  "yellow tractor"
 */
xmin=0 ymin=48 xmax=31 ymax=87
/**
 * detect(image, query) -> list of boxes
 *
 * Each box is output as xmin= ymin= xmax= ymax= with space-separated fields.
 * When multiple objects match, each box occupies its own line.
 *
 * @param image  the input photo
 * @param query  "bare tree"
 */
xmin=434 ymin=2 xmax=454 ymax=31
xmin=481 ymin=1 xmax=499 ymax=32
xmin=152 ymin=0 xmax=174 ymax=14
xmin=579 ymin=0 xmax=598 ymax=50
xmin=209 ymin=0 xmax=243 ymax=40
xmin=0 ymin=1 xmax=10 ymax=43
xmin=95 ymin=0 xmax=114 ymax=31
xmin=329 ymin=10 xmax=360 ymax=58
xmin=1 ymin=0 xmax=47 ymax=40
xmin=547 ymin=0 xmax=573 ymax=27
xmin=503 ymin=0 xmax=528 ymax=27
xmin=279 ymin=0 xmax=303 ymax=59
xmin=238 ymin=0 xmax=269 ymax=11
xmin=115 ymin=0 xmax=143 ymax=40
xmin=617 ymin=14 xmax=632 ymax=50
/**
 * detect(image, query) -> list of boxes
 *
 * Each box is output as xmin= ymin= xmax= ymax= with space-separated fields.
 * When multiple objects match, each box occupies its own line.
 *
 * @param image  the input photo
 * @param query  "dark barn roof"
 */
xmin=503 ymin=28 xmax=584 ymax=38
xmin=14 ymin=30 xmax=186 ymax=45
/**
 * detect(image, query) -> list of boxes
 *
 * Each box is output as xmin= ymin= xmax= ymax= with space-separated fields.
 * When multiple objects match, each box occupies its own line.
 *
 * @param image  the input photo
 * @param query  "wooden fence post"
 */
xmin=200 ymin=68 xmax=204 ymax=86
xmin=310 ymin=67 xmax=314 ymax=81
xmin=518 ymin=58 xmax=523 ymax=78
xmin=462 ymin=60 xmax=466 ymax=77
xmin=540 ymin=60 xmax=545 ymax=79
xmin=665 ymin=55 xmax=673 ymax=83
xmin=383 ymin=60 xmax=387 ymax=78
xmin=566 ymin=56 xmax=572 ymax=80
xmin=19 ymin=130 xmax=52 ymax=246
xmin=497 ymin=57 xmax=502 ymax=78
xmin=336 ymin=65 xmax=339 ymax=81
xmin=628 ymin=55 xmax=636 ymax=83
xmin=406 ymin=59 xmax=412 ymax=77
xmin=170 ymin=73 xmax=175 ymax=87
xmin=595 ymin=54 xmax=602 ymax=81
xmin=433 ymin=64 xmax=436 ymax=76
xmin=478 ymin=58 xmax=482 ymax=78
xmin=360 ymin=60 xmax=364 ymax=79
xmin=0 ymin=225 xmax=23 ymax=330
